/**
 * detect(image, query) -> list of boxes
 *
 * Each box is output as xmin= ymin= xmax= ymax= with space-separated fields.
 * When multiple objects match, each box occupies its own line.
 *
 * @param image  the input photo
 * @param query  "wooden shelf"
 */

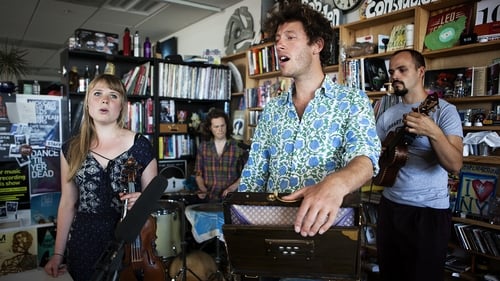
xmin=423 ymin=40 xmax=500 ymax=59
xmin=463 ymin=156 xmax=500 ymax=166
xmin=452 ymin=217 xmax=500 ymax=231
xmin=463 ymin=126 xmax=500 ymax=131
xmin=446 ymin=96 xmax=500 ymax=104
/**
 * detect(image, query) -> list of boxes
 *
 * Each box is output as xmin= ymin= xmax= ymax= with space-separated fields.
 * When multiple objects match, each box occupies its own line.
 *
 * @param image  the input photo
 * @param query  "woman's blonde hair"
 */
xmin=65 ymin=74 xmax=128 ymax=180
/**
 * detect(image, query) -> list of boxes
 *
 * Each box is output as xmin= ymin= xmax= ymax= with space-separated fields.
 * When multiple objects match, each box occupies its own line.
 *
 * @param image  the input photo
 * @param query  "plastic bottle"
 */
xmin=33 ymin=80 xmax=40 ymax=95
xmin=454 ymin=73 xmax=465 ymax=98
xmin=69 ymin=66 xmax=79 ymax=92
xmin=133 ymin=31 xmax=140 ymax=57
xmin=123 ymin=28 xmax=131 ymax=56
xmin=143 ymin=37 xmax=151 ymax=58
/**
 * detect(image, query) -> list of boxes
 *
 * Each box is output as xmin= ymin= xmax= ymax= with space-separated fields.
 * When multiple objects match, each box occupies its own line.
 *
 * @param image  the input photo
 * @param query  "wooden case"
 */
xmin=222 ymin=192 xmax=362 ymax=280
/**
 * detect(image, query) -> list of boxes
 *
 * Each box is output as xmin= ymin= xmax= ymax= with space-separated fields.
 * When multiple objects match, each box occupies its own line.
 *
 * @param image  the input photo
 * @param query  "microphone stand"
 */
xmin=173 ymin=199 xmax=203 ymax=281
xmin=90 ymin=240 xmax=125 ymax=281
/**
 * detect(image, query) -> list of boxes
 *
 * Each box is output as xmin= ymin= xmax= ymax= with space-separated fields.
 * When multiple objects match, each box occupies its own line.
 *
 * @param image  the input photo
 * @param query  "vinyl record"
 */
xmin=227 ymin=61 xmax=244 ymax=93
xmin=424 ymin=16 xmax=466 ymax=50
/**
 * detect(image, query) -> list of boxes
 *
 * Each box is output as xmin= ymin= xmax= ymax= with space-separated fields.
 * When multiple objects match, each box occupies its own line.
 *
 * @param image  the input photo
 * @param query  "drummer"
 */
xmin=194 ymin=108 xmax=248 ymax=202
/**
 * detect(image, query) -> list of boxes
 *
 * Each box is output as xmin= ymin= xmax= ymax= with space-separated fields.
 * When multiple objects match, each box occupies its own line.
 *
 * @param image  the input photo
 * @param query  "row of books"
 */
xmin=453 ymin=223 xmax=500 ymax=257
xmin=247 ymin=44 xmax=280 ymax=76
xmin=158 ymin=134 xmax=196 ymax=160
xmin=157 ymin=62 xmax=230 ymax=100
xmin=122 ymin=61 xmax=152 ymax=96
xmin=341 ymin=58 xmax=390 ymax=92
xmin=125 ymin=98 xmax=154 ymax=134
xmin=244 ymin=79 xmax=283 ymax=109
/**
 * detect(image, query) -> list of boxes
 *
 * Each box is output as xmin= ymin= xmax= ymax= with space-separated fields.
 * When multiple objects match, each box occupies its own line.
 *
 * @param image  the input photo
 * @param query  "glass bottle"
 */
xmin=33 ymin=80 xmax=40 ymax=95
xmin=84 ymin=65 xmax=91 ymax=92
xmin=454 ymin=73 xmax=465 ymax=98
xmin=143 ymin=37 xmax=151 ymax=58
xmin=93 ymin=64 xmax=100 ymax=80
xmin=69 ymin=66 xmax=79 ymax=93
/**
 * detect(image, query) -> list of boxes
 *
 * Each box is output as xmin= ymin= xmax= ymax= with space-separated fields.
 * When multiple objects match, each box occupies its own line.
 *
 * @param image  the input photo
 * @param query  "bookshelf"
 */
xmin=222 ymin=38 xmax=340 ymax=143
xmin=60 ymin=49 xmax=231 ymax=177
xmin=344 ymin=0 xmax=500 ymax=279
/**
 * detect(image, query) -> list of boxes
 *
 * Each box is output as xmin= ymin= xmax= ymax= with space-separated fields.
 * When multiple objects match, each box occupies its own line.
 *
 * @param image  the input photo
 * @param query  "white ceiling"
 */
xmin=0 ymin=0 xmax=243 ymax=80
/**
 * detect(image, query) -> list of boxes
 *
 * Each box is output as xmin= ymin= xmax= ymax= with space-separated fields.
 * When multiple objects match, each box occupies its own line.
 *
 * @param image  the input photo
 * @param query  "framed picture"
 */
xmin=456 ymin=169 xmax=498 ymax=218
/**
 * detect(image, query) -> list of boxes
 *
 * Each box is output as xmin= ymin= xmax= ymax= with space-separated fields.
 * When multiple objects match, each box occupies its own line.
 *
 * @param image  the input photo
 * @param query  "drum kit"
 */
xmin=150 ymin=190 xmax=226 ymax=281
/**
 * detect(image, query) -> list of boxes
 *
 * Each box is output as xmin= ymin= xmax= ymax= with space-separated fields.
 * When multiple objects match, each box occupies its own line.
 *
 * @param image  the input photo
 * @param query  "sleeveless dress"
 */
xmin=63 ymin=134 xmax=154 ymax=281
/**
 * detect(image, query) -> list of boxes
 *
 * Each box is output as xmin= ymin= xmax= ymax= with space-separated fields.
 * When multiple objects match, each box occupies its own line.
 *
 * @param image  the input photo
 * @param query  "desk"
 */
xmin=0 ymin=268 xmax=73 ymax=281
xmin=184 ymin=203 xmax=224 ymax=243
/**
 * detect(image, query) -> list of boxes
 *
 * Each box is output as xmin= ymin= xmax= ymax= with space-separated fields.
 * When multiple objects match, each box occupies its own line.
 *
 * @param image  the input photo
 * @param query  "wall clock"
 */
xmin=335 ymin=0 xmax=363 ymax=12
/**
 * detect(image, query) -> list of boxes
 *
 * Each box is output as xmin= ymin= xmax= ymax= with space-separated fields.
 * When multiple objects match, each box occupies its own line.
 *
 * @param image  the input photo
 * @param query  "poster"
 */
xmin=456 ymin=164 xmax=500 ymax=218
xmin=0 ymin=227 xmax=38 ymax=275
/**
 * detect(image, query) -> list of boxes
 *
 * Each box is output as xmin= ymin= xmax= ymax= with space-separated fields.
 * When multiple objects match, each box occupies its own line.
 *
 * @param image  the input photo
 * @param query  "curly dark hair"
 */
xmin=200 ymin=108 xmax=232 ymax=141
xmin=263 ymin=2 xmax=334 ymax=65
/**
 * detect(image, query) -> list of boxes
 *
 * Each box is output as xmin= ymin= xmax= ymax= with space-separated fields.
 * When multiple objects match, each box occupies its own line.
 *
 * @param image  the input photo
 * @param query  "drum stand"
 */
xmin=172 ymin=199 xmax=203 ymax=281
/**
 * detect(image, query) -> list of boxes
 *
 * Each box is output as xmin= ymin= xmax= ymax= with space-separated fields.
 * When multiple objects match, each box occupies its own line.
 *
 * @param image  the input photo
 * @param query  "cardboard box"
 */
xmin=75 ymin=28 xmax=119 ymax=55
xmin=159 ymin=123 xmax=188 ymax=133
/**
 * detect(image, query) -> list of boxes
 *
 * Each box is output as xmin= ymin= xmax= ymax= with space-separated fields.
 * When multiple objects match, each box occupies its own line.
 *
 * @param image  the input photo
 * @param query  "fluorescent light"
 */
xmin=159 ymin=0 xmax=221 ymax=12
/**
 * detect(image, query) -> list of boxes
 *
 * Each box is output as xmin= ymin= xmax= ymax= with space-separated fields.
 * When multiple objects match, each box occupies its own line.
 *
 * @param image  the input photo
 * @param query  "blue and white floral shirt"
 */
xmin=239 ymin=76 xmax=381 ymax=193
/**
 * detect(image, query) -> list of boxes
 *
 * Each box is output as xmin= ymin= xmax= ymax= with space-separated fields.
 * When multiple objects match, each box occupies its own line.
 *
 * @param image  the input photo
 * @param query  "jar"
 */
xmin=95 ymin=33 xmax=106 ymax=52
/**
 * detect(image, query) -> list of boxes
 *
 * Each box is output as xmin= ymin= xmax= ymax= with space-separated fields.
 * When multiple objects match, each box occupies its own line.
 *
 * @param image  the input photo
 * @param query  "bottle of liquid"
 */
xmin=84 ymin=65 xmax=91 ymax=92
xmin=133 ymin=31 xmax=140 ymax=57
xmin=454 ymin=73 xmax=465 ymax=98
xmin=33 ymin=80 xmax=40 ymax=95
xmin=155 ymin=40 xmax=162 ymax=58
xmin=69 ymin=66 xmax=79 ymax=92
xmin=93 ymin=64 xmax=100 ymax=79
xmin=123 ymin=28 xmax=131 ymax=56
xmin=143 ymin=37 xmax=151 ymax=58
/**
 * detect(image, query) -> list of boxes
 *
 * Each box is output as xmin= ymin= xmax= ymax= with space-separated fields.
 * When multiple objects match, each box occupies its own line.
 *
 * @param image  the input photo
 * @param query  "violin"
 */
xmin=119 ymin=157 xmax=166 ymax=281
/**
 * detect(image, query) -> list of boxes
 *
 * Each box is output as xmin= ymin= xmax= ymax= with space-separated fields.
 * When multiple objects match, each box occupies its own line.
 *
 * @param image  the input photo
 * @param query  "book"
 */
xmin=455 ymin=164 xmax=499 ymax=218
xmin=159 ymin=100 xmax=175 ymax=123
xmin=232 ymin=110 xmax=245 ymax=141
xmin=487 ymin=62 xmax=500 ymax=96
xmin=465 ymin=66 xmax=488 ymax=96
xmin=386 ymin=24 xmax=407 ymax=52
xmin=445 ymin=255 xmax=471 ymax=272
xmin=364 ymin=58 xmax=389 ymax=91
xmin=424 ymin=3 xmax=474 ymax=50
xmin=474 ymin=0 xmax=500 ymax=42
xmin=377 ymin=34 xmax=390 ymax=54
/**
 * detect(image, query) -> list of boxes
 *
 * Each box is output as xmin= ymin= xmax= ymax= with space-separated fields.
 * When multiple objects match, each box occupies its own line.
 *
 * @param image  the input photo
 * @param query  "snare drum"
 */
xmin=152 ymin=200 xmax=182 ymax=259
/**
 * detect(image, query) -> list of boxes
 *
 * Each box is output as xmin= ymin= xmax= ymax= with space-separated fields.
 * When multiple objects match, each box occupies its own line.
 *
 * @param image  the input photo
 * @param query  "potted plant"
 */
xmin=0 ymin=41 xmax=29 ymax=93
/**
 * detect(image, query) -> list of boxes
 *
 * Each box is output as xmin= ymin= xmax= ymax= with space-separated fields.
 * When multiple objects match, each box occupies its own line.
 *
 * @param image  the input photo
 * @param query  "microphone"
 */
xmin=91 ymin=175 xmax=168 ymax=281
xmin=115 ymin=175 xmax=168 ymax=242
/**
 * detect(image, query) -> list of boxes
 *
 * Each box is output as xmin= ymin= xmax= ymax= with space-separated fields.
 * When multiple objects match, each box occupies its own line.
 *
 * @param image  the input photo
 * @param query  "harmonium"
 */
xmin=222 ymin=192 xmax=362 ymax=280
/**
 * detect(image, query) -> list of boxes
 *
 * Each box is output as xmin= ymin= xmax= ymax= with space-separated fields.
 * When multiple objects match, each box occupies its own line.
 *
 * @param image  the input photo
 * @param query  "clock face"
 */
xmin=335 ymin=0 xmax=363 ymax=12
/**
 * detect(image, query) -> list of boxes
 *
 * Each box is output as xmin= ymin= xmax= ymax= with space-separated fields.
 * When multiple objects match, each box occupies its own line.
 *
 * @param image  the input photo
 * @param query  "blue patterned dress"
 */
xmin=63 ymin=134 xmax=154 ymax=281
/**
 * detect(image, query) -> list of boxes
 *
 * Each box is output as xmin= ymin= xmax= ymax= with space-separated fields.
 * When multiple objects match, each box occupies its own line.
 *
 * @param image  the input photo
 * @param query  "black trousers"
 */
xmin=376 ymin=196 xmax=451 ymax=281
